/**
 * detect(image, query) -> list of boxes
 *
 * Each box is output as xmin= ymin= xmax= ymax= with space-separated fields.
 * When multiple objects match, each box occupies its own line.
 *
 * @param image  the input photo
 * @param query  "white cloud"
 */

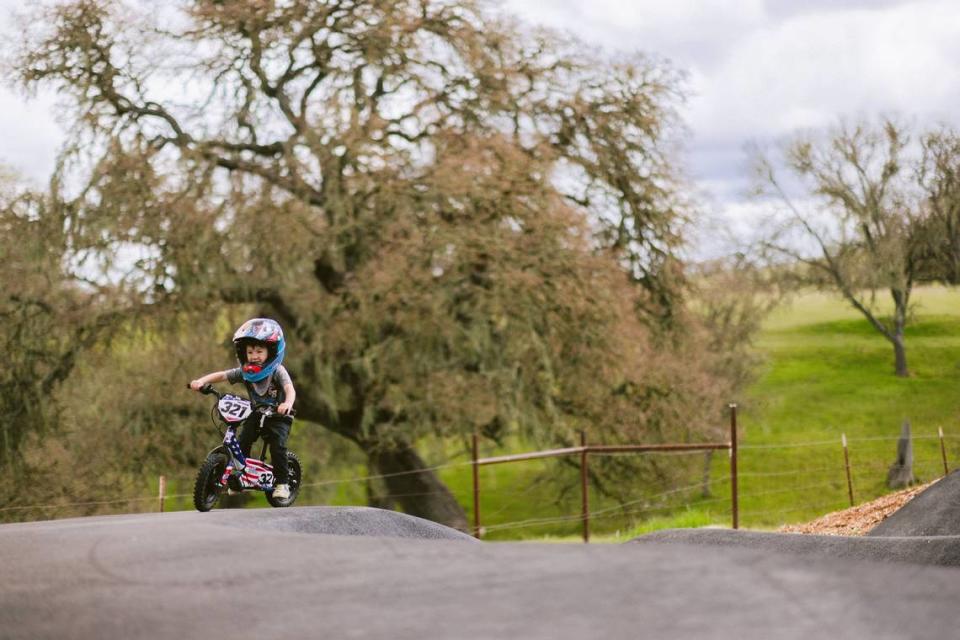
xmin=502 ymin=0 xmax=767 ymax=71
xmin=764 ymin=0 xmax=917 ymax=20
xmin=692 ymin=1 xmax=960 ymax=142
xmin=0 ymin=89 xmax=62 ymax=185
xmin=0 ymin=0 xmax=62 ymax=184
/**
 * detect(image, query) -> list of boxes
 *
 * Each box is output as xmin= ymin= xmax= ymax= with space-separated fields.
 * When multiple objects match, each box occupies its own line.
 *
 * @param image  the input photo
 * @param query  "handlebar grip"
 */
xmin=187 ymin=382 xmax=217 ymax=395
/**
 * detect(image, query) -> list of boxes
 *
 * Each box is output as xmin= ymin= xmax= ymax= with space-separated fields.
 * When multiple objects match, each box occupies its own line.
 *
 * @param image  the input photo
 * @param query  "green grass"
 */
xmin=506 ymin=507 xmax=722 ymax=544
xmin=730 ymin=285 xmax=960 ymax=528
xmin=614 ymin=507 xmax=720 ymax=539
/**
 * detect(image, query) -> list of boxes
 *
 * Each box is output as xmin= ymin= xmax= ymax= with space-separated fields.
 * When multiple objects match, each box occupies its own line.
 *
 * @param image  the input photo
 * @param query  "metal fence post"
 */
xmin=472 ymin=432 xmax=481 ymax=539
xmin=842 ymin=434 xmax=854 ymax=506
xmin=158 ymin=475 xmax=166 ymax=513
xmin=729 ymin=403 xmax=738 ymax=530
xmin=581 ymin=431 xmax=589 ymax=544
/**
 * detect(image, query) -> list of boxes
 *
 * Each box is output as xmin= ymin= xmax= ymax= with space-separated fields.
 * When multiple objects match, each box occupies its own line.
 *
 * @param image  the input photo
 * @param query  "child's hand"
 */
xmin=189 ymin=380 xmax=204 ymax=391
xmin=278 ymin=401 xmax=294 ymax=415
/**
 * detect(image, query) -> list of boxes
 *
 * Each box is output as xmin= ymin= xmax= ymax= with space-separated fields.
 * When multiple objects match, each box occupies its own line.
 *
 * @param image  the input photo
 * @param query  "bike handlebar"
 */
xmin=186 ymin=383 xmax=296 ymax=417
xmin=185 ymin=383 xmax=220 ymax=397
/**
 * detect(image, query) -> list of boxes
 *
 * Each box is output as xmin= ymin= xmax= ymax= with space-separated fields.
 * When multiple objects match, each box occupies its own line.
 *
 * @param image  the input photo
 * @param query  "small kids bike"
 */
xmin=190 ymin=384 xmax=302 ymax=512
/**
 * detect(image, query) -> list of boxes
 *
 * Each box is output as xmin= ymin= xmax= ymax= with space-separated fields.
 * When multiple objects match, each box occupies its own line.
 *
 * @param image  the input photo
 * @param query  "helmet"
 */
xmin=232 ymin=318 xmax=285 ymax=382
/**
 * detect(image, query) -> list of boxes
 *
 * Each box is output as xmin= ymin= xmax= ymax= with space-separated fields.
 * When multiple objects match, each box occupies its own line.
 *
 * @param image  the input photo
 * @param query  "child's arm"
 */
xmin=189 ymin=371 xmax=229 ymax=391
xmin=278 ymin=382 xmax=296 ymax=415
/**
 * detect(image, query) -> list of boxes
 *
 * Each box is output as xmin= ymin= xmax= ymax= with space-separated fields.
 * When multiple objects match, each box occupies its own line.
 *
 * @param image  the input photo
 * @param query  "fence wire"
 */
xmin=2 ymin=429 xmax=956 ymax=536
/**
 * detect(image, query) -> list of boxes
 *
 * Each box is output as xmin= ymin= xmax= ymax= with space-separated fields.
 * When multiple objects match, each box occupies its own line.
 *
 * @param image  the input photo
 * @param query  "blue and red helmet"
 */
xmin=232 ymin=318 xmax=285 ymax=382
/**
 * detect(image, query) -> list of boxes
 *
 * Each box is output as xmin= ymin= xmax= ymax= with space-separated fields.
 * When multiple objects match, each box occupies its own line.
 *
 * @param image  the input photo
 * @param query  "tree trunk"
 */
xmin=840 ymin=290 xmax=912 ymax=379
xmin=365 ymin=453 xmax=397 ymax=511
xmin=288 ymin=377 xmax=469 ymax=532
xmin=892 ymin=334 xmax=909 ymax=378
xmin=891 ymin=287 xmax=910 ymax=378
xmin=887 ymin=420 xmax=915 ymax=488
xmin=364 ymin=439 xmax=470 ymax=532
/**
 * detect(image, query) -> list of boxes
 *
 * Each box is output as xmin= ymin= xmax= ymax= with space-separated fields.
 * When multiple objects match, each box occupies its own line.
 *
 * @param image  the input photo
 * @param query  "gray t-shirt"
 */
xmin=226 ymin=365 xmax=292 ymax=407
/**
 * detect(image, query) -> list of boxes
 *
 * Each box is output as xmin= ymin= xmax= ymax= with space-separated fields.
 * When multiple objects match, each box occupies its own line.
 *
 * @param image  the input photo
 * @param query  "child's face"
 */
xmin=246 ymin=344 xmax=269 ymax=365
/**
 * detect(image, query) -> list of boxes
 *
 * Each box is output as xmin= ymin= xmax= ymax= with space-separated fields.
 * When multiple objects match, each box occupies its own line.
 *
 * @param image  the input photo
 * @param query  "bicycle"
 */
xmin=189 ymin=384 xmax=302 ymax=511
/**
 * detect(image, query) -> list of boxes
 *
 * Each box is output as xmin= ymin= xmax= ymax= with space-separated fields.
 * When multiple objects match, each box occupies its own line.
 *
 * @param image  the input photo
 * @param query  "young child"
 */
xmin=190 ymin=318 xmax=297 ymax=499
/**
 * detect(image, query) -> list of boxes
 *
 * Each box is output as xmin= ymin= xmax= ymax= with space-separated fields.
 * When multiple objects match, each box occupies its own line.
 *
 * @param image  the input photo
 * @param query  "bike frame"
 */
xmin=219 ymin=417 xmax=277 ymax=492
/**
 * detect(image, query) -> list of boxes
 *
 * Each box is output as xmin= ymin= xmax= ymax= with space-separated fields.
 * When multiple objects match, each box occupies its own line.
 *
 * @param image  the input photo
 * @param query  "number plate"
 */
xmin=217 ymin=394 xmax=253 ymax=423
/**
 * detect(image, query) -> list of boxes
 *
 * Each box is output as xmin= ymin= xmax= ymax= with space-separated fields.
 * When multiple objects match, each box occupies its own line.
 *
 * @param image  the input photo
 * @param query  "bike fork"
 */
xmin=220 ymin=428 xmax=248 ymax=487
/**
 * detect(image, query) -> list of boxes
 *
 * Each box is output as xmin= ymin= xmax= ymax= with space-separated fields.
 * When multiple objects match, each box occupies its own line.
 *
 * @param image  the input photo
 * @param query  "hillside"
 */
xmin=732 ymin=285 xmax=960 ymax=528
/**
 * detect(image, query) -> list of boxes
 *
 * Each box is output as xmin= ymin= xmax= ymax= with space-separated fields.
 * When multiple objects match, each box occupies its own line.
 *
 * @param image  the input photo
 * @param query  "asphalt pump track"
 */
xmin=632 ymin=468 xmax=960 ymax=567
xmin=3 ymin=475 xmax=960 ymax=638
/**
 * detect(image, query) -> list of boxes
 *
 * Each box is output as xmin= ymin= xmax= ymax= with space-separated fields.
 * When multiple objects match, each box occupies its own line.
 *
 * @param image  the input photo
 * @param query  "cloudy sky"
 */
xmin=3 ymin=0 xmax=960 ymax=256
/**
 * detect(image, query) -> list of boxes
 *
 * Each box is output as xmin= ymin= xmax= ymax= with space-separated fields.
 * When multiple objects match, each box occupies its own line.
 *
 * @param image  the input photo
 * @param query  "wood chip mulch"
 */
xmin=777 ymin=480 xmax=937 ymax=536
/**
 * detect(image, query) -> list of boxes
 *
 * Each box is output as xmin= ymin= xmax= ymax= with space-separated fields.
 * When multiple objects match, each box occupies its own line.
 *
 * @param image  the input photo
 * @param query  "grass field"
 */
xmin=730 ymin=286 xmax=960 ymax=529
xmin=441 ymin=285 xmax=960 ymax=540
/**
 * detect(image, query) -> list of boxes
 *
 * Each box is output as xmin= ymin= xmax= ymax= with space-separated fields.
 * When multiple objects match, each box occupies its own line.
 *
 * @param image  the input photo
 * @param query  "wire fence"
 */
xmin=2 ymin=423 xmax=955 ymax=540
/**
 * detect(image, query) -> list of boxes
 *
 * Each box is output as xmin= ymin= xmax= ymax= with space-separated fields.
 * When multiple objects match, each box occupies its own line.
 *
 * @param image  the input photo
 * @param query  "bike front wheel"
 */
xmin=193 ymin=452 xmax=227 ymax=512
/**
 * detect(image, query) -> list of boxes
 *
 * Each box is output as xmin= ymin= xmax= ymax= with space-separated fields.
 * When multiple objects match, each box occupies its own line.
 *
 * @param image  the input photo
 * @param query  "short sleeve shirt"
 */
xmin=226 ymin=365 xmax=292 ymax=407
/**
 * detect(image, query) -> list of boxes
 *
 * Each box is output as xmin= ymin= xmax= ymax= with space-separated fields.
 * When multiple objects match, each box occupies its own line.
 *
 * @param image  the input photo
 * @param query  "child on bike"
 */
xmin=190 ymin=318 xmax=297 ymax=499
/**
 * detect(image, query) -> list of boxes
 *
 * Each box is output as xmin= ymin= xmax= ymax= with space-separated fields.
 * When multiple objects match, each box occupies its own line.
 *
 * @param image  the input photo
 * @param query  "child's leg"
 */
xmin=265 ymin=417 xmax=292 ymax=484
xmin=236 ymin=415 xmax=261 ymax=459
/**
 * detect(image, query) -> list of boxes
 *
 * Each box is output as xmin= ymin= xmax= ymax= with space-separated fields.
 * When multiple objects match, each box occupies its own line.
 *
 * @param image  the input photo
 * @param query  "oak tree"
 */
xmin=754 ymin=119 xmax=921 ymax=377
xmin=10 ymin=0 xmax=720 ymax=527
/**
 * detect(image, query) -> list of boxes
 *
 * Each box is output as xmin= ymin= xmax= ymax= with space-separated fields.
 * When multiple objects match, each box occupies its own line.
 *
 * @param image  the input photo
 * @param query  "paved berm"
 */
xmin=633 ymin=469 xmax=960 ymax=568
xmin=3 ymin=477 xmax=960 ymax=639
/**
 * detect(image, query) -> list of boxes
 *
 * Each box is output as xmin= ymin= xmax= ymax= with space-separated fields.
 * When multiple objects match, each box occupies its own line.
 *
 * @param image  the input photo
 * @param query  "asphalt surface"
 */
xmin=206 ymin=505 xmax=479 ymax=541
xmin=869 ymin=470 xmax=960 ymax=537
xmin=633 ymin=528 xmax=960 ymax=566
xmin=633 ymin=470 xmax=960 ymax=568
xmin=3 ymin=502 xmax=960 ymax=639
